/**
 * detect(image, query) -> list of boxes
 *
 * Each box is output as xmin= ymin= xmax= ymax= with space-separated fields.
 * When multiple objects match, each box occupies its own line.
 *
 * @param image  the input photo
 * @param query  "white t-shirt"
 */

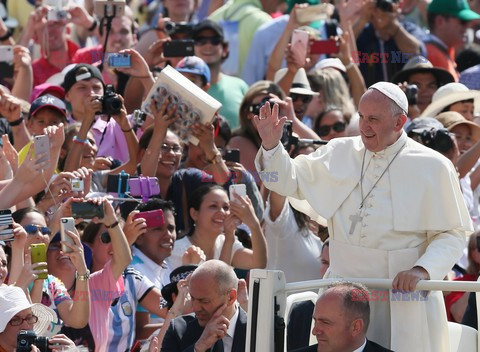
xmin=166 ymin=235 xmax=245 ymax=271
xmin=263 ymin=196 xmax=323 ymax=283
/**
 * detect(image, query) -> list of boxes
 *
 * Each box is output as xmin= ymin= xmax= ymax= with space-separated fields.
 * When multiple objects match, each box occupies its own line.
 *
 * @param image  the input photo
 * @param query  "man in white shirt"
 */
xmin=292 ymin=282 xmax=392 ymax=352
xmin=254 ymin=82 xmax=472 ymax=351
xmin=161 ymin=259 xmax=247 ymax=352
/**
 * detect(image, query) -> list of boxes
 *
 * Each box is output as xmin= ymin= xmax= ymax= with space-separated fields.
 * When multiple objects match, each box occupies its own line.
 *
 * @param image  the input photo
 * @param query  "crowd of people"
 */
xmin=0 ymin=0 xmax=480 ymax=351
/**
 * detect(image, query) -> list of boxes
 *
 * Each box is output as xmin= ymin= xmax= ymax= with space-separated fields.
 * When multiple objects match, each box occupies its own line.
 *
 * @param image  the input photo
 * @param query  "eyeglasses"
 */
xmin=290 ymin=93 xmax=313 ymax=104
xmin=160 ymin=144 xmax=183 ymax=154
xmin=100 ymin=231 xmax=111 ymax=244
xmin=317 ymin=122 xmax=347 ymax=137
xmin=24 ymin=224 xmax=51 ymax=236
xmin=194 ymin=36 xmax=222 ymax=46
xmin=9 ymin=315 xmax=38 ymax=326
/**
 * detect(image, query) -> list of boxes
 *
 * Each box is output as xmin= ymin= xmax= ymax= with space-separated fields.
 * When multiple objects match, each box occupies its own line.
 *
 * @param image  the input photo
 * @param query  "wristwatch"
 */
xmin=76 ymin=270 xmax=91 ymax=281
xmin=207 ymin=152 xmax=222 ymax=165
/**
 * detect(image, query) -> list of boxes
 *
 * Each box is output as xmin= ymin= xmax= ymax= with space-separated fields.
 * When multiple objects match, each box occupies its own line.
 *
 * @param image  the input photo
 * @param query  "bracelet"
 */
xmin=9 ymin=116 xmax=24 ymax=126
xmin=345 ymin=62 xmax=355 ymax=70
xmin=73 ymin=135 xmax=88 ymax=145
xmin=87 ymin=18 xmax=98 ymax=32
xmin=121 ymin=126 xmax=133 ymax=133
xmin=0 ymin=27 xmax=13 ymax=41
xmin=105 ymin=220 xmax=119 ymax=229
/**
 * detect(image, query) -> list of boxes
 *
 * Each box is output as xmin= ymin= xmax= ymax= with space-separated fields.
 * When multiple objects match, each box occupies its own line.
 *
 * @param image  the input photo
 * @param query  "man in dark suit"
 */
xmin=292 ymin=282 xmax=393 ymax=352
xmin=161 ymin=260 xmax=246 ymax=352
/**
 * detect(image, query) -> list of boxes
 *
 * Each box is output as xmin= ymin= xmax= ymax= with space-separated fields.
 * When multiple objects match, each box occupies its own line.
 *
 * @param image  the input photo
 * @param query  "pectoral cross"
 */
xmin=349 ymin=212 xmax=362 ymax=234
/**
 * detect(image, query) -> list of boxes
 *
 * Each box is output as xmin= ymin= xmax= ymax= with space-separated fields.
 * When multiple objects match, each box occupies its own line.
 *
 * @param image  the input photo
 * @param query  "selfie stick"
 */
xmin=298 ymin=138 xmax=328 ymax=145
xmin=99 ymin=5 xmax=117 ymax=71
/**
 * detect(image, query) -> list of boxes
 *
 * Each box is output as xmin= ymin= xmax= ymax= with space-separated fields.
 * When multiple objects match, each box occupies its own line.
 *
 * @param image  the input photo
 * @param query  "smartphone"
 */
xmin=224 ymin=149 xmax=240 ymax=163
xmin=106 ymin=173 xmax=130 ymax=194
xmin=295 ymin=4 xmax=332 ymax=23
xmin=94 ymin=0 xmax=126 ymax=18
xmin=310 ymin=39 xmax=339 ymax=55
xmin=163 ymin=40 xmax=195 ymax=58
xmin=229 ymin=184 xmax=247 ymax=203
xmin=71 ymin=202 xmax=105 ymax=219
xmin=0 ymin=209 xmax=14 ymax=241
xmin=128 ymin=177 xmax=160 ymax=198
xmin=291 ymin=29 xmax=309 ymax=48
xmin=60 ymin=217 xmax=76 ymax=253
xmin=133 ymin=209 xmax=165 ymax=228
xmin=33 ymin=135 xmax=50 ymax=170
xmin=106 ymin=52 xmax=131 ymax=68
xmin=0 ymin=46 xmax=14 ymax=79
xmin=31 ymin=243 xmax=48 ymax=280
xmin=71 ymin=178 xmax=84 ymax=192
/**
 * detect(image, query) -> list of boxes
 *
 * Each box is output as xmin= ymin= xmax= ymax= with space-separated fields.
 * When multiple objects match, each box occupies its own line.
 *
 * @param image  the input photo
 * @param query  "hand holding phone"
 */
xmin=224 ymin=149 xmax=240 ymax=163
xmin=33 ymin=135 xmax=50 ymax=170
xmin=291 ymin=29 xmax=309 ymax=60
xmin=0 ymin=209 xmax=14 ymax=241
xmin=72 ymin=201 xmax=105 ymax=219
xmin=60 ymin=217 xmax=76 ymax=253
xmin=163 ymin=40 xmax=195 ymax=58
xmin=31 ymin=243 xmax=48 ymax=280
xmin=229 ymin=184 xmax=247 ymax=204
xmin=310 ymin=39 xmax=339 ymax=55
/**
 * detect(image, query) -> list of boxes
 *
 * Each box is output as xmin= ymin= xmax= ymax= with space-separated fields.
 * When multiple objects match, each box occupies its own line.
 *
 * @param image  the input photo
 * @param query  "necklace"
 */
xmin=348 ymin=142 xmax=407 ymax=234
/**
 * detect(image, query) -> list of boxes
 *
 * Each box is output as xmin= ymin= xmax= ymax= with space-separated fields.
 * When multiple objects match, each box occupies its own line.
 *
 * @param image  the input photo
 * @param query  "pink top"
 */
xmin=91 ymin=116 xmax=129 ymax=163
xmin=88 ymin=260 xmax=125 ymax=352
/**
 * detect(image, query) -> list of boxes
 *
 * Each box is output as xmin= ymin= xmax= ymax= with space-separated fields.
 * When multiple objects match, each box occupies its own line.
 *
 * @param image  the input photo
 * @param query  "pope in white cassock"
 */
xmin=254 ymin=82 xmax=473 ymax=352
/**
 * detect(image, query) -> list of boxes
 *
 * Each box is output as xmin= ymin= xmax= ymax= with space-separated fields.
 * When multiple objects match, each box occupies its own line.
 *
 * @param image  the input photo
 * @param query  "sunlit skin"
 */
xmin=408 ymin=72 xmax=438 ymax=112
xmin=0 ymin=246 xmax=7 ymax=285
xmin=449 ymin=101 xmax=474 ymax=121
xmin=20 ymin=212 xmax=50 ymax=252
xmin=451 ymin=124 xmax=473 ymax=154
xmin=155 ymin=131 xmax=183 ymax=181
xmin=134 ymin=210 xmax=177 ymax=266
xmin=27 ymin=108 xmax=65 ymax=136
xmin=194 ymin=29 xmax=225 ymax=66
xmin=0 ymin=308 xmax=35 ymax=351
xmin=435 ymin=16 xmax=468 ymax=48
xmin=358 ymin=91 xmax=406 ymax=152
xmin=319 ymin=245 xmax=330 ymax=278
xmin=190 ymin=189 xmax=230 ymax=236
xmin=65 ymin=78 xmax=104 ymax=120
xmin=101 ymin=16 xmax=136 ymax=53
xmin=312 ymin=291 xmax=364 ymax=352
xmin=317 ymin=110 xmax=348 ymax=141
xmin=163 ymin=0 xmax=197 ymax=22
xmin=189 ymin=272 xmax=231 ymax=327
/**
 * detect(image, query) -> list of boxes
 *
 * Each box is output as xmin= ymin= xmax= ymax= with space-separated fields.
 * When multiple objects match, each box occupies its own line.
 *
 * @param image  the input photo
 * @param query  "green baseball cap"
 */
xmin=287 ymin=0 xmax=320 ymax=14
xmin=428 ymin=0 xmax=480 ymax=21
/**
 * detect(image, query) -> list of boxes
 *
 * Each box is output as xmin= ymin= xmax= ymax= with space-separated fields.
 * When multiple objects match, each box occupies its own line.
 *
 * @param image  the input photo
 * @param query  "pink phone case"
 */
xmin=133 ymin=209 xmax=165 ymax=228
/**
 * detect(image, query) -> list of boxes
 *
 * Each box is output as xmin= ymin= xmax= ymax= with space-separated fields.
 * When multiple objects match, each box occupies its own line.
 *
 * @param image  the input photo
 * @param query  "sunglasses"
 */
xmin=249 ymin=97 xmax=271 ymax=115
xmin=290 ymin=93 xmax=313 ymax=104
xmin=194 ymin=36 xmax=222 ymax=46
xmin=317 ymin=122 xmax=347 ymax=137
xmin=100 ymin=231 xmax=111 ymax=244
xmin=24 ymin=224 xmax=51 ymax=236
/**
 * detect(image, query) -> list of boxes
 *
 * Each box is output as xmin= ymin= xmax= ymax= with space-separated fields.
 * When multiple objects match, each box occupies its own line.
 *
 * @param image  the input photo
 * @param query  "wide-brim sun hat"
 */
xmin=391 ymin=55 xmax=454 ymax=86
xmin=420 ymin=83 xmax=480 ymax=117
xmin=435 ymin=111 xmax=480 ymax=143
xmin=0 ymin=286 xmax=57 ymax=335
xmin=274 ymin=68 xmax=319 ymax=96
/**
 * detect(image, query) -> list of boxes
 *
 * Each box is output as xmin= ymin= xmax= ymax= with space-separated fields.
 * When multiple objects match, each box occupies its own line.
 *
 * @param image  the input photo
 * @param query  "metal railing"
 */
xmin=246 ymin=269 xmax=480 ymax=352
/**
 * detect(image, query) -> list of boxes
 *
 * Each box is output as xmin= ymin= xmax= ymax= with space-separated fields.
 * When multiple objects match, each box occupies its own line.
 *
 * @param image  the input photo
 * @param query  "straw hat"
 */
xmin=391 ymin=55 xmax=454 ymax=86
xmin=420 ymin=83 xmax=480 ymax=118
xmin=273 ymin=68 xmax=319 ymax=96
xmin=0 ymin=286 xmax=57 ymax=335
xmin=435 ymin=111 xmax=480 ymax=142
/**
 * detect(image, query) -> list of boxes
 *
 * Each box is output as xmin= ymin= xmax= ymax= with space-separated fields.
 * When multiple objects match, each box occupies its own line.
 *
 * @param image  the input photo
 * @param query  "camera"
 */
xmin=98 ymin=84 xmax=122 ymax=115
xmin=164 ymin=21 xmax=194 ymax=36
xmin=47 ymin=9 xmax=68 ymax=22
xmin=17 ymin=330 xmax=50 ymax=352
xmin=376 ymin=0 xmax=395 ymax=12
xmin=132 ymin=109 xmax=148 ymax=128
xmin=106 ymin=52 xmax=131 ymax=68
xmin=420 ymin=128 xmax=454 ymax=153
xmin=71 ymin=178 xmax=84 ymax=192
xmin=405 ymin=84 xmax=418 ymax=105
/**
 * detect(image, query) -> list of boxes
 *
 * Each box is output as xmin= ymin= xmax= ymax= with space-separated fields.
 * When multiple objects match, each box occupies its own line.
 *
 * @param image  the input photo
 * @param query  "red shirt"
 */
xmin=32 ymin=40 xmax=79 ymax=86
xmin=72 ymin=44 xmax=104 ymax=65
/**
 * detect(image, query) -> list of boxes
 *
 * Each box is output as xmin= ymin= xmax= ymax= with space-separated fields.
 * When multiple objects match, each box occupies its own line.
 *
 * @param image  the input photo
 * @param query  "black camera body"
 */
xmin=98 ymin=84 xmax=122 ymax=116
xmin=420 ymin=128 xmax=454 ymax=153
xmin=165 ymin=21 xmax=194 ymax=36
xmin=132 ymin=109 xmax=148 ymax=128
xmin=17 ymin=330 xmax=51 ymax=352
xmin=405 ymin=84 xmax=418 ymax=105
xmin=376 ymin=0 xmax=396 ymax=12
